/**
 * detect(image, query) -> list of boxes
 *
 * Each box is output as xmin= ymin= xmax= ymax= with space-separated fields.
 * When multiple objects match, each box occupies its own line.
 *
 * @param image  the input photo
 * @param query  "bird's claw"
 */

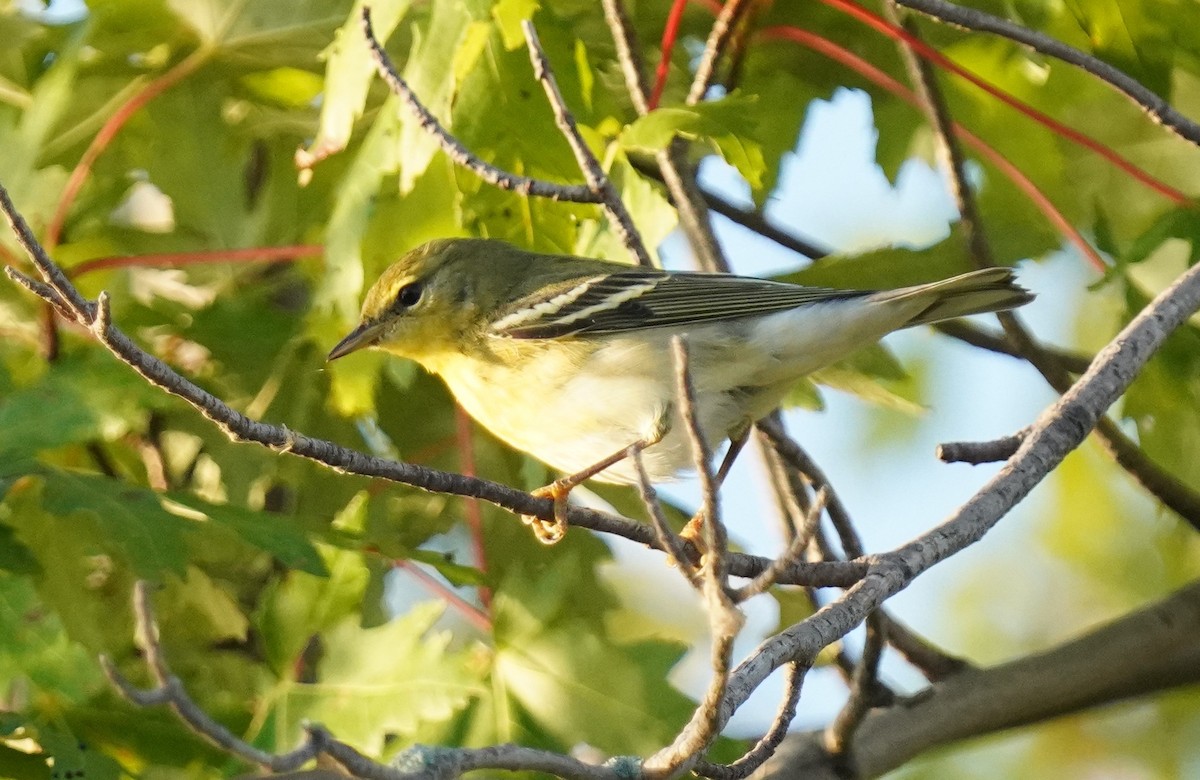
xmin=524 ymin=482 xmax=570 ymax=544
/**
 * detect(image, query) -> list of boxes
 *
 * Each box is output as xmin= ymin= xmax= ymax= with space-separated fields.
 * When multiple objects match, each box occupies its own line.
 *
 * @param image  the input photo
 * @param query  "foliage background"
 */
xmin=1 ymin=0 xmax=1199 ymax=777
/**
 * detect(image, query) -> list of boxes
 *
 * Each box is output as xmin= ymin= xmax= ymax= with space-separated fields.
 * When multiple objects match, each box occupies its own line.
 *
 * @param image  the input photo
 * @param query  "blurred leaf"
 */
xmin=810 ymin=343 xmax=925 ymax=416
xmin=0 ymin=349 xmax=174 ymax=460
xmin=0 ymin=476 xmax=138 ymax=652
xmin=255 ymin=542 xmax=370 ymax=673
xmin=4 ymin=470 xmax=189 ymax=580
xmin=778 ymin=234 xmax=976 ymax=291
xmin=0 ymin=572 xmax=98 ymax=702
xmin=34 ymin=723 xmax=121 ymax=780
xmin=491 ymin=552 xmax=696 ymax=754
xmin=278 ymin=602 xmax=486 ymax=752
xmin=176 ymin=494 xmax=327 ymax=575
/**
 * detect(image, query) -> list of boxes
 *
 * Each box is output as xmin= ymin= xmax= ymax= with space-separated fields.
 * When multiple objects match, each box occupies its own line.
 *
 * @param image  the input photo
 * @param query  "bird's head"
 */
xmin=327 ymin=238 xmax=508 ymax=364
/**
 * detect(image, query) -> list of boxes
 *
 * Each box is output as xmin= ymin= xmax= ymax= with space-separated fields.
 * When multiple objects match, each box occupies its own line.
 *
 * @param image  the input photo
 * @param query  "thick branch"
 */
xmin=757 ymin=580 xmax=1200 ymax=778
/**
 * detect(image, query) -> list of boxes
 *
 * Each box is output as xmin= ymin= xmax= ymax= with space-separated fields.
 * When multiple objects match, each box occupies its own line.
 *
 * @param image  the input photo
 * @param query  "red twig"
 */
xmin=455 ymin=406 xmax=492 ymax=611
xmin=651 ymin=0 xmax=691 ymax=109
xmin=760 ymin=25 xmax=1106 ymax=271
xmin=816 ymin=0 xmax=1190 ymax=205
xmin=395 ymin=559 xmax=492 ymax=633
xmin=46 ymin=49 xmax=210 ymax=248
xmin=70 ymin=245 xmax=324 ymax=278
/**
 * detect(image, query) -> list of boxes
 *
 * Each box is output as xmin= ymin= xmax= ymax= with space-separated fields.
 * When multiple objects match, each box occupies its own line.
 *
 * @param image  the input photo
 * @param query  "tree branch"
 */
xmin=758 ymin=580 xmax=1200 ymax=778
xmin=358 ymin=8 xmax=598 ymax=204
xmin=600 ymin=0 xmax=730 ymax=273
xmin=521 ymin=20 xmax=653 ymax=267
xmin=893 ymin=0 xmax=1200 ymax=147
xmin=103 ymin=586 xmax=620 ymax=780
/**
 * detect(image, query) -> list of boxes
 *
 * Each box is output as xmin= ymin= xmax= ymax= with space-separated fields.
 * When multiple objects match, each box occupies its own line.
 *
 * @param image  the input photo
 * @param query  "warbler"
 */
xmin=329 ymin=238 xmax=1032 ymax=541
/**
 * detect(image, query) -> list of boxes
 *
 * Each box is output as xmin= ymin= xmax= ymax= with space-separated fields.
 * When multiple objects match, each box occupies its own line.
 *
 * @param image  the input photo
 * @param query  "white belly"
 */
xmin=434 ymin=297 xmax=924 ymax=484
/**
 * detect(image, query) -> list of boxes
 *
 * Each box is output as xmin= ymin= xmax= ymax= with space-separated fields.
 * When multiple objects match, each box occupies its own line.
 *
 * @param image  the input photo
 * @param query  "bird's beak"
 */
xmin=327 ymin=321 xmax=381 ymax=361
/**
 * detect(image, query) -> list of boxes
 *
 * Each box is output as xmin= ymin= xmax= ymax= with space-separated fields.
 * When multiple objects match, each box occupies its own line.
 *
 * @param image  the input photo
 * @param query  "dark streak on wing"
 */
xmin=495 ymin=270 xmax=873 ymax=340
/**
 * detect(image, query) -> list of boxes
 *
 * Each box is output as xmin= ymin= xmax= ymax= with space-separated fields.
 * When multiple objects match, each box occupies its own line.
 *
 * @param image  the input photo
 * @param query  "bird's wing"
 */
xmin=488 ymin=270 xmax=871 ymax=339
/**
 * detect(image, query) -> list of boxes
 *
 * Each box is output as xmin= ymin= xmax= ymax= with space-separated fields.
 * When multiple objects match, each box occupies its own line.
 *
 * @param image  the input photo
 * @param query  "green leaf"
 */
xmin=777 ymin=234 xmax=976 ymax=291
xmin=620 ymin=95 xmax=766 ymax=189
xmin=494 ymin=625 xmax=694 ymax=754
xmin=168 ymin=0 xmax=346 ymax=62
xmin=4 ymin=470 xmax=190 ymax=579
xmin=0 ymin=349 xmax=174 ymax=460
xmin=0 ymin=476 xmax=139 ymax=652
xmin=167 ymin=493 xmax=327 ymax=575
xmin=34 ymin=723 xmax=121 ymax=780
xmin=255 ymin=543 xmax=371 ymax=673
xmin=810 ymin=343 xmax=925 ymax=415
xmin=302 ymin=0 xmax=414 ymax=161
xmin=491 ymin=552 xmax=696 ymax=754
xmin=396 ymin=0 xmax=484 ymax=192
xmin=277 ymin=602 xmax=486 ymax=752
xmin=0 ymin=572 xmax=99 ymax=702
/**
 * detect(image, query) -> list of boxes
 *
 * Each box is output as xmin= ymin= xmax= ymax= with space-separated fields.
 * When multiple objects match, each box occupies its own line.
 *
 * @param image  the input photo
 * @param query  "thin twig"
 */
xmin=693 ymin=661 xmax=809 ymax=780
xmin=601 ymin=0 xmax=650 ymax=115
xmin=395 ymin=560 xmax=492 ymax=633
xmin=758 ymin=420 xmax=966 ymax=683
xmin=633 ymin=451 xmax=699 ymax=578
xmin=643 ymin=338 xmax=745 ymax=778
xmin=700 ymin=190 xmax=830 ymax=260
xmin=894 ymin=0 xmax=1200 ymax=147
xmin=824 ymin=612 xmax=887 ymax=758
xmin=758 ymin=24 xmax=1105 ymax=271
xmin=600 ymin=0 xmax=729 ymax=273
xmin=650 ymin=0 xmax=688 ymax=109
xmin=884 ymin=4 xmax=1200 ymax=534
xmin=1 ymin=188 xmax=93 ymax=320
xmin=46 ymin=48 xmax=210 ymax=248
xmin=671 ymin=337 xmax=727 ymax=571
xmin=880 ymin=614 xmax=971 ymax=680
xmin=70 ymin=245 xmax=324 ymax=278
xmin=454 ymin=407 xmax=492 ymax=612
xmin=628 ymin=155 xmax=832 ymax=260
xmin=5 ymin=266 xmax=75 ymax=319
xmin=105 ymin=589 xmax=616 ymax=780
xmin=687 ymin=0 xmax=755 ymax=105
xmin=102 ymin=583 xmax=320 ymax=772
xmin=359 ymin=9 xmax=599 ymax=205
xmin=821 ymin=0 xmax=1190 ymax=204
xmin=882 ymin=0 xmax=997 ymax=277
xmin=521 ymin=20 xmax=653 ymax=267
xmin=934 ymin=320 xmax=1093 ymax=375
xmin=734 ymin=489 xmax=828 ymax=602
xmin=938 ymin=430 xmax=1027 ymax=464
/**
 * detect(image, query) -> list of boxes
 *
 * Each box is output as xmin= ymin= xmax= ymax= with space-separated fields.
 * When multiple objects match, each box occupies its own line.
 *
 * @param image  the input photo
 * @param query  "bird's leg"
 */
xmin=679 ymin=426 xmax=750 ymax=549
xmin=524 ymin=410 xmax=671 ymax=545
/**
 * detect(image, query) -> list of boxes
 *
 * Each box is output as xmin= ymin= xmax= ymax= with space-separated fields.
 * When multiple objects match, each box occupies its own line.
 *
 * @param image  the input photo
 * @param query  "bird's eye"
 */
xmin=394 ymin=282 xmax=422 ymax=310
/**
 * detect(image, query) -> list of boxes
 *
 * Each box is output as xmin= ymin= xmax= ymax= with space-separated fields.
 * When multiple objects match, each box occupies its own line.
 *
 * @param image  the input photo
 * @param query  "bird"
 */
xmin=328 ymin=238 xmax=1033 ymax=542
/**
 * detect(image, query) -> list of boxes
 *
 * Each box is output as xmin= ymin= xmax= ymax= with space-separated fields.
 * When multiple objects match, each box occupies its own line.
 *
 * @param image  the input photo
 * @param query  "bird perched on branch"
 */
xmin=329 ymin=238 xmax=1033 ymax=543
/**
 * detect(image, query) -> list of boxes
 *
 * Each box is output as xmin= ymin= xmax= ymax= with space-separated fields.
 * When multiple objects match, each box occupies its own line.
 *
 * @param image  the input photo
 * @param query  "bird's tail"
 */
xmin=883 ymin=267 xmax=1034 ymax=327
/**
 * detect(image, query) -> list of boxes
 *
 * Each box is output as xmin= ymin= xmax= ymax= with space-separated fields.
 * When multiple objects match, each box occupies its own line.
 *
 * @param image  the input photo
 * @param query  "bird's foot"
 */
xmin=523 ymin=481 xmax=571 ymax=544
